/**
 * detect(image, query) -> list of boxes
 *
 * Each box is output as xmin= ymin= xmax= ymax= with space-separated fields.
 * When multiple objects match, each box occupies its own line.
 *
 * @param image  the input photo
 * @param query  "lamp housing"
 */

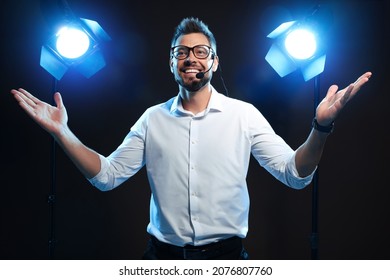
xmin=40 ymin=17 xmax=111 ymax=80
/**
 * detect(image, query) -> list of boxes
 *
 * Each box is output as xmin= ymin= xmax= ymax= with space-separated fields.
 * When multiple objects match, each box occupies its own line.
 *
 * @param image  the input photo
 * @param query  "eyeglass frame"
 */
xmin=171 ymin=44 xmax=215 ymax=60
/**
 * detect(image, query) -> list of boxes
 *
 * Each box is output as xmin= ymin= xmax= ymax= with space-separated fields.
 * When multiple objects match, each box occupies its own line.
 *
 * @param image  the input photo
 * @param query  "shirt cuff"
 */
xmin=287 ymin=157 xmax=316 ymax=189
xmin=87 ymin=154 xmax=111 ymax=191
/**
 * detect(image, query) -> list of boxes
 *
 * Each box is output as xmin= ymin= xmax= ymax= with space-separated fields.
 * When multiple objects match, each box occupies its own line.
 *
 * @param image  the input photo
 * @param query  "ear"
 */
xmin=169 ymin=57 xmax=174 ymax=73
xmin=212 ymin=55 xmax=219 ymax=72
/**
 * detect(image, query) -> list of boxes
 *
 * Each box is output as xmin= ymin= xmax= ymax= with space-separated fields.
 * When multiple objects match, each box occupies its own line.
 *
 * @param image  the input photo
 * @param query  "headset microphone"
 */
xmin=196 ymin=54 xmax=215 ymax=79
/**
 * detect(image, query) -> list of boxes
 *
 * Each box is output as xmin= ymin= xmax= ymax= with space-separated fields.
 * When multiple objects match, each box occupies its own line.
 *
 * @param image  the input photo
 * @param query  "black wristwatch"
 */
xmin=312 ymin=118 xmax=334 ymax=133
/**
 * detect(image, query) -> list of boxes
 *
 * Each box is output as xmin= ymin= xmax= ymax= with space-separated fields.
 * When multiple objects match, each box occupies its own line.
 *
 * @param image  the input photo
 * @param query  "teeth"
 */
xmin=185 ymin=69 xmax=199 ymax=73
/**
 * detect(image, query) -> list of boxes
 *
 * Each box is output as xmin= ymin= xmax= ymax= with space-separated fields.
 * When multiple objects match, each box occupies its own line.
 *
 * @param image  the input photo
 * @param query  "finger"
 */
xmin=346 ymin=73 xmax=371 ymax=97
xmin=357 ymin=71 xmax=372 ymax=82
xmin=12 ymin=93 xmax=39 ymax=119
xmin=17 ymin=88 xmax=42 ymax=105
xmin=339 ymin=84 xmax=354 ymax=106
xmin=53 ymin=92 xmax=64 ymax=109
xmin=11 ymin=88 xmax=42 ymax=109
xmin=324 ymin=84 xmax=339 ymax=100
xmin=11 ymin=89 xmax=35 ymax=109
xmin=353 ymin=72 xmax=372 ymax=89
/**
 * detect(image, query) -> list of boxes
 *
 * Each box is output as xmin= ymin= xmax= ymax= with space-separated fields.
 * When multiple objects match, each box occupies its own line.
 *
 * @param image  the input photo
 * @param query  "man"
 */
xmin=11 ymin=17 xmax=371 ymax=259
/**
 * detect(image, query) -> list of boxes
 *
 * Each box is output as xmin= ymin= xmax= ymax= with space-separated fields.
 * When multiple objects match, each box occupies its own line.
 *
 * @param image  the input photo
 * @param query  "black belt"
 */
xmin=150 ymin=235 xmax=243 ymax=259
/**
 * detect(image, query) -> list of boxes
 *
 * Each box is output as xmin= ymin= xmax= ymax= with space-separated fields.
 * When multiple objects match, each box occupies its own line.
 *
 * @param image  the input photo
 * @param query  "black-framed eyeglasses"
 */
xmin=171 ymin=45 xmax=214 ymax=60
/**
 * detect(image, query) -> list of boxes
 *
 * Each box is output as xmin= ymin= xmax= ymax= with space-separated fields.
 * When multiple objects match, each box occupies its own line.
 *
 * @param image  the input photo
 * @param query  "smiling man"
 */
xmin=11 ymin=17 xmax=371 ymax=260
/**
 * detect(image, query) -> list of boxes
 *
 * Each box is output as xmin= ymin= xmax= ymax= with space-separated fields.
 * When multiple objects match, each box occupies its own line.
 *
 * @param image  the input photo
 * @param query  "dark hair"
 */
xmin=171 ymin=17 xmax=217 ymax=53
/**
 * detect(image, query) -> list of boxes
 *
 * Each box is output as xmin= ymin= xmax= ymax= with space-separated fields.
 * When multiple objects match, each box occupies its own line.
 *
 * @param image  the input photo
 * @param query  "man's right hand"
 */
xmin=11 ymin=88 xmax=68 ymax=137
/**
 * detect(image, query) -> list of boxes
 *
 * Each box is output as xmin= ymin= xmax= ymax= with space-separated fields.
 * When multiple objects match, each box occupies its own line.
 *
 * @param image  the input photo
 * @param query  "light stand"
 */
xmin=310 ymin=74 xmax=321 ymax=260
xmin=264 ymin=5 xmax=332 ymax=260
xmin=48 ymin=78 xmax=58 ymax=259
xmin=39 ymin=0 xmax=110 ymax=258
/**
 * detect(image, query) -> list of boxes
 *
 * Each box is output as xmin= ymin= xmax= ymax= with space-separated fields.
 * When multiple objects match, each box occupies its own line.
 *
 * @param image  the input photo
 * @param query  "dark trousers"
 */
xmin=142 ymin=235 xmax=249 ymax=260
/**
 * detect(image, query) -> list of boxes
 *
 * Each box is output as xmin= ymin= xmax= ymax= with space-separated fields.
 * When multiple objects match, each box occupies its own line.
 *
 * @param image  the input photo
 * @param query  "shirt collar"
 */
xmin=170 ymin=86 xmax=224 ymax=116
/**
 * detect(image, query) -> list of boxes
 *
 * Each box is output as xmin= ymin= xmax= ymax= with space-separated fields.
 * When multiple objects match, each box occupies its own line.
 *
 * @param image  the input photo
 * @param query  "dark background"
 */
xmin=1 ymin=0 xmax=389 ymax=260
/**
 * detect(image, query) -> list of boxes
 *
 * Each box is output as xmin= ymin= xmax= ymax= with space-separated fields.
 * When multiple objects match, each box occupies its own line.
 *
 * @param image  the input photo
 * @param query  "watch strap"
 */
xmin=312 ymin=118 xmax=334 ymax=133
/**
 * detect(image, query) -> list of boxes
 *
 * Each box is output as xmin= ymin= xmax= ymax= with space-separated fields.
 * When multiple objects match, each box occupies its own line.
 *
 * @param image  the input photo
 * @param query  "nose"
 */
xmin=186 ymin=48 xmax=198 ymax=61
xmin=183 ymin=49 xmax=197 ymax=66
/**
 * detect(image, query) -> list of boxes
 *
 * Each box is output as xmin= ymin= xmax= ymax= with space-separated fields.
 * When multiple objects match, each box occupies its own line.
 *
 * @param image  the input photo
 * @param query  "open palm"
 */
xmin=11 ymin=88 xmax=68 ymax=136
xmin=315 ymin=72 xmax=372 ymax=126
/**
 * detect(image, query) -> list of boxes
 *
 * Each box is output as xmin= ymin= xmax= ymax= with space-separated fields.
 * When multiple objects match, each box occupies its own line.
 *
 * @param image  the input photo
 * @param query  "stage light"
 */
xmin=38 ymin=0 xmax=111 ymax=259
xmin=284 ymin=28 xmax=316 ymax=60
xmin=264 ymin=5 xmax=333 ymax=260
xmin=265 ymin=5 xmax=331 ymax=81
xmin=265 ymin=21 xmax=325 ymax=81
xmin=55 ymin=27 xmax=90 ymax=59
xmin=40 ymin=17 xmax=111 ymax=80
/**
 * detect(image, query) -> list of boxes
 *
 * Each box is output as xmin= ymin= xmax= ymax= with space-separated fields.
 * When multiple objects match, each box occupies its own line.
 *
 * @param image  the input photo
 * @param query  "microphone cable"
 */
xmin=217 ymin=62 xmax=229 ymax=97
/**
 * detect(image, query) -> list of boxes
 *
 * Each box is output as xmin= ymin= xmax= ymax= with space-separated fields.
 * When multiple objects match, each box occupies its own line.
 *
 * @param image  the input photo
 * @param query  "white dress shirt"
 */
xmin=88 ymin=86 xmax=314 ymax=246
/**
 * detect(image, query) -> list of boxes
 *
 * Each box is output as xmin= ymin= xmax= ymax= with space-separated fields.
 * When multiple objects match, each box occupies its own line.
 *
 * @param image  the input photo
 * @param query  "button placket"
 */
xmin=188 ymin=118 xmax=201 ymax=234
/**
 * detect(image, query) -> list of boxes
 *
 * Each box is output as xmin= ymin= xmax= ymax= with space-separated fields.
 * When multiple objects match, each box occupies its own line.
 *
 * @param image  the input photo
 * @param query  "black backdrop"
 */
xmin=1 ymin=0 xmax=389 ymax=259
